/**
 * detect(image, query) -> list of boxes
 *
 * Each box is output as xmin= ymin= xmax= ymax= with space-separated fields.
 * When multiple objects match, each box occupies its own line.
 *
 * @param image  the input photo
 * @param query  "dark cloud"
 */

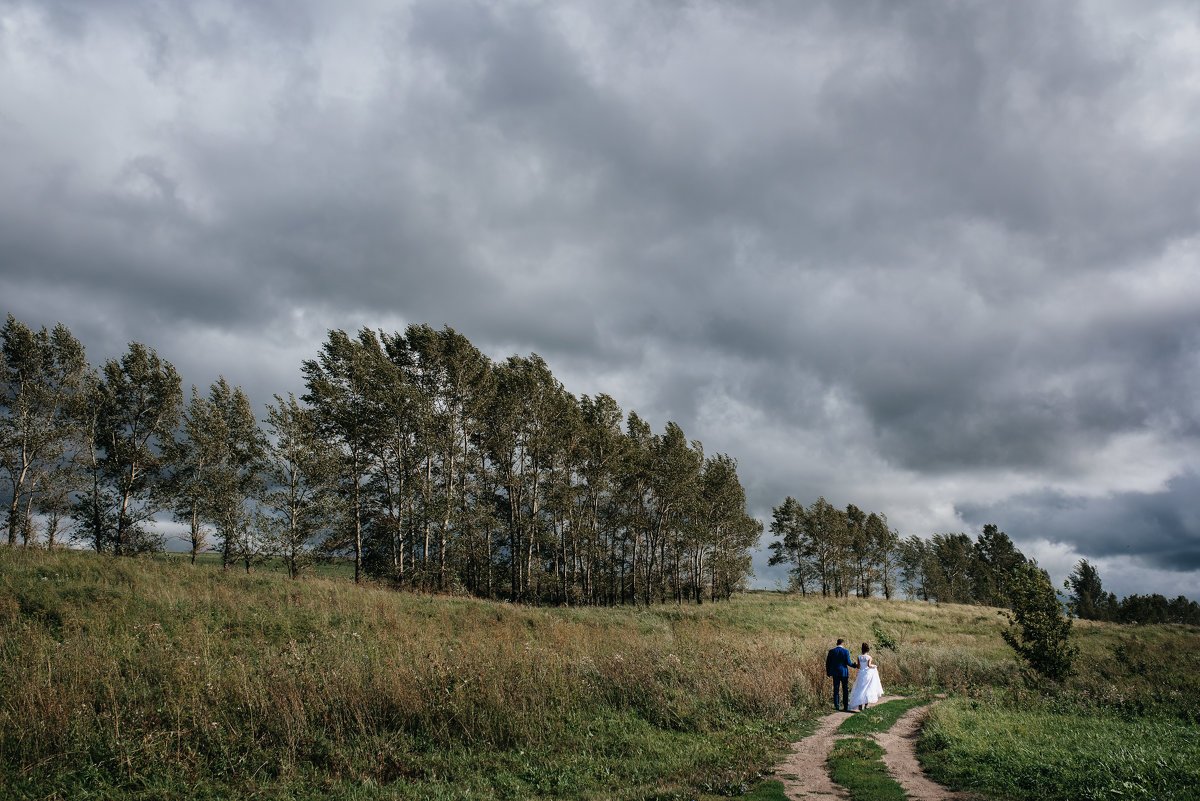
xmin=959 ymin=471 xmax=1200 ymax=573
xmin=2 ymin=0 xmax=1199 ymax=595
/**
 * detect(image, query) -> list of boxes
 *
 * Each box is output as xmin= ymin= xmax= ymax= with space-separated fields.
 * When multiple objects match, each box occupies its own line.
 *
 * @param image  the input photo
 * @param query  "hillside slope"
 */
xmin=2 ymin=548 xmax=1195 ymax=800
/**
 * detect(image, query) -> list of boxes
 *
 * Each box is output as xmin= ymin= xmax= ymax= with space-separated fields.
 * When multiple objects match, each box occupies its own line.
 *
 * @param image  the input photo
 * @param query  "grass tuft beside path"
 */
xmin=837 ymin=696 xmax=927 ymax=735
xmin=827 ymin=737 xmax=907 ymax=801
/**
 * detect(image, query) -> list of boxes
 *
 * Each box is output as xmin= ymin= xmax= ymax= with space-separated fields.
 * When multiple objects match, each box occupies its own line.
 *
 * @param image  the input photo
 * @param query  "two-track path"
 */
xmin=775 ymin=697 xmax=963 ymax=800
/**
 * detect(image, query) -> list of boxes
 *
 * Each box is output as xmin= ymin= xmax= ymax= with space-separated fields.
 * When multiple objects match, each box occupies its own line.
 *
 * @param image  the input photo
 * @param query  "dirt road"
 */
xmin=774 ymin=697 xmax=962 ymax=800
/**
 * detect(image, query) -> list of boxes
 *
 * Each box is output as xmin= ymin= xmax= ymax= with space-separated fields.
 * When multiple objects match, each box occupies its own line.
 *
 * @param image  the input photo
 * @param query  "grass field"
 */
xmin=155 ymin=550 xmax=358 ymax=581
xmin=920 ymin=694 xmax=1200 ymax=800
xmin=2 ymin=547 xmax=1198 ymax=800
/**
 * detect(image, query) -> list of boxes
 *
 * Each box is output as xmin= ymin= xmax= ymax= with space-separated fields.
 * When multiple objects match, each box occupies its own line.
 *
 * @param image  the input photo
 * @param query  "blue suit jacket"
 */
xmin=826 ymin=646 xmax=856 ymax=678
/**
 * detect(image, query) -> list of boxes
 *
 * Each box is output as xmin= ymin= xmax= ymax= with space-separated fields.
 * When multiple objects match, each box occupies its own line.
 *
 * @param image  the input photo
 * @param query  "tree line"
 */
xmin=770 ymin=494 xmax=1200 ymax=621
xmin=770 ymin=496 xmax=1040 ymax=608
xmin=0 ymin=315 xmax=762 ymax=605
xmin=1066 ymin=559 xmax=1200 ymax=625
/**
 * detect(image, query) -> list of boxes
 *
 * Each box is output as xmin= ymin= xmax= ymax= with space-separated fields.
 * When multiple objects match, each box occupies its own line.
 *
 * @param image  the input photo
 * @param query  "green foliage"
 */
xmin=870 ymin=620 xmax=898 ymax=650
xmin=920 ymin=696 xmax=1200 ymax=801
xmin=1065 ymin=557 xmax=1113 ymax=620
xmin=79 ymin=341 xmax=182 ymax=555
xmin=3 ymin=313 xmax=763 ymax=607
xmin=826 ymin=738 xmax=907 ymax=801
xmin=1001 ymin=562 xmax=1078 ymax=681
xmin=0 ymin=315 xmax=89 ymax=547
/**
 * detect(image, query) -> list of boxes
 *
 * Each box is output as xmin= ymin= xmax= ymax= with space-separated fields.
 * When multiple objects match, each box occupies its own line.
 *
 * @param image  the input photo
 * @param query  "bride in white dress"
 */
xmin=848 ymin=643 xmax=883 ymax=711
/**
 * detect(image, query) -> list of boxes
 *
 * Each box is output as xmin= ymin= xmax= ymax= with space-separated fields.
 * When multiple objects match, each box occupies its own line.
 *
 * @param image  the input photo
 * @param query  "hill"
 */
xmin=2 ymin=548 xmax=1197 ymax=800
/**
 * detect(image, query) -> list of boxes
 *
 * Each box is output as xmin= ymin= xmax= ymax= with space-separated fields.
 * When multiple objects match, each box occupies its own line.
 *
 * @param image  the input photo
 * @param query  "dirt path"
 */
xmin=874 ymin=704 xmax=962 ymax=801
xmin=775 ymin=696 xmax=903 ymax=799
xmin=775 ymin=697 xmax=962 ymax=801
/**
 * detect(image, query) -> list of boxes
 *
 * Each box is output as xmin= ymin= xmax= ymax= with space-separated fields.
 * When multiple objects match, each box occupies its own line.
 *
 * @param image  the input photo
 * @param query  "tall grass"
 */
xmin=5 ymin=548 xmax=1193 ymax=799
xmin=1 ymin=549 xmax=814 ymax=799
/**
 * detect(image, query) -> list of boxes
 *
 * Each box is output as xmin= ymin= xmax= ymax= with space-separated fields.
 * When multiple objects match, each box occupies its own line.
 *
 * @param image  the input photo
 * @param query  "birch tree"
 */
xmin=264 ymin=393 xmax=338 ymax=579
xmin=92 ymin=343 xmax=181 ymax=555
xmin=0 ymin=316 xmax=89 ymax=546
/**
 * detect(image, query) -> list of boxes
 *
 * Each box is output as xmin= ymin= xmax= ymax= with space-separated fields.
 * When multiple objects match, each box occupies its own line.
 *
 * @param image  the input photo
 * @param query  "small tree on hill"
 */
xmin=1002 ymin=562 xmax=1078 ymax=682
xmin=1066 ymin=558 xmax=1117 ymax=621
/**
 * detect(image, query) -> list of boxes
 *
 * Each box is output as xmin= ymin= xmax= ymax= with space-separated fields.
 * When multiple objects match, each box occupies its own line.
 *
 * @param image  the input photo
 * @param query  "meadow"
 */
xmin=2 ymin=547 xmax=1197 ymax=800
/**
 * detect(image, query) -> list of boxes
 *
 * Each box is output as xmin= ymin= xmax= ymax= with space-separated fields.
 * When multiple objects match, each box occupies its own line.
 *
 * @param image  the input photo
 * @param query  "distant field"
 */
xmin=2 ymin=547 xmax=1197 ymax=800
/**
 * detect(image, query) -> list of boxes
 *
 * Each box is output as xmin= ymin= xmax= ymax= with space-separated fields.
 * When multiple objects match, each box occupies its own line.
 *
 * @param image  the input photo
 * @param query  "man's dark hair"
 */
xmin=836 ymin=638 xmax=844 ymax=645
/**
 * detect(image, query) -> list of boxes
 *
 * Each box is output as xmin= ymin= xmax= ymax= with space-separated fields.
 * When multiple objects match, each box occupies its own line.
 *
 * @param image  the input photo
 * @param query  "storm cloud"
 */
xmin=3 ymin=0 xmax=1199 ymax=598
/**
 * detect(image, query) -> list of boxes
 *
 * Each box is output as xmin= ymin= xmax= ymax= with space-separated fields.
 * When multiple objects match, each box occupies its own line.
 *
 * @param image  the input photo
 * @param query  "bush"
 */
xmin=1001 ymin=563 xmax=1078 ymax=682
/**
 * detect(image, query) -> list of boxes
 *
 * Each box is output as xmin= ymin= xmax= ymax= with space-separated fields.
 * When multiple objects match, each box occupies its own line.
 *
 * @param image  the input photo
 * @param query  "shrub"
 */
xmin=1001 ymin=563 xmax=1078 ymax=682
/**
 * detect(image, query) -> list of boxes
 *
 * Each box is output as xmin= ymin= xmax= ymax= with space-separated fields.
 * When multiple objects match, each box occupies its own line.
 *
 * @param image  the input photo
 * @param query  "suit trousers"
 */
xmin=832 ymin=675 xmax=849 ymax=709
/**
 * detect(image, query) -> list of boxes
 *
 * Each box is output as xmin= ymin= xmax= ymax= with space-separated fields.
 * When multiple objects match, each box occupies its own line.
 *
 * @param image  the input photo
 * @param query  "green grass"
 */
xmin=4 ymin=547 xmax=1199 ymax=800
xmin=738 ymin=778 xmax=789 ymax=801
xmin=155 ymin=550 xmax=357 ymax=581
xmin=0 ymin=548 xmax=809 ymax=800
xmin=827 ymin=737 xmax=907 ymax=801
xmin=919 ymin=696 xmax=1200 ymax=801
xmin=837 ymin=696 xmax=927 ymax=735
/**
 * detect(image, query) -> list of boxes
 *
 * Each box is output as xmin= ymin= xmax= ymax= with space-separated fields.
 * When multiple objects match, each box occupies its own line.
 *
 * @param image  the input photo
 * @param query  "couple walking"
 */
xmin=825 ymin=638 xmax=883 ymax=712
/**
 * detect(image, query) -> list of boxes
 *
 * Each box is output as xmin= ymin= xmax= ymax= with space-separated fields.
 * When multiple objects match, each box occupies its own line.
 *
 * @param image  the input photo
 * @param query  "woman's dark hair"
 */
xmin=862 ymin=643 xmax=870 ymax=654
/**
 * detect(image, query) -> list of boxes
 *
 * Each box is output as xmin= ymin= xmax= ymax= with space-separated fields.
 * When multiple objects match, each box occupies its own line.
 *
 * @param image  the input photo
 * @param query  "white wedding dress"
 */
xmin=848 ymin=653 xmax=883 ymax=709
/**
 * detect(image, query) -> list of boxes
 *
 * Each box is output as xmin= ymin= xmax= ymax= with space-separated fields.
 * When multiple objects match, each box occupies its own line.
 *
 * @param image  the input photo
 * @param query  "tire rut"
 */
xmin=775 ymin=697 xmax=961 ymax=801
xmin=872 ymin=704 xmax=962 ymax=801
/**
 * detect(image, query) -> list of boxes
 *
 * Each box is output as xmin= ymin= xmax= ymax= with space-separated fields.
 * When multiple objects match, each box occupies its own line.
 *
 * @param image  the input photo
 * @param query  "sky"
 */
xmin=3 ymin=0 xmax=1199 ymax=599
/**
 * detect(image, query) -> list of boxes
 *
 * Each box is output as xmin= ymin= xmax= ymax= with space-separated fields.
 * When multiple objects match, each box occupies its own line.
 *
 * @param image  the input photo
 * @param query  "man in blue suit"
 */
xmin=826 ymin=637 xmax=858 ymax=711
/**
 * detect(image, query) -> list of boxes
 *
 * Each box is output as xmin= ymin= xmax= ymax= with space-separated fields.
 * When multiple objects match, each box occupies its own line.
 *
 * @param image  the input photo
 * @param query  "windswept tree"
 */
xmin=807 ymin=497 xmax=848 ymax=597
xmin=0 ymin=316 xmax=90 ymax=546
xmin=898 ymin=535 xmax=929 ymax=600
xmin=924 ymin=533 xmax=975 ymax=604
xmin=79 ymin=343 xmax=181 ymax=555
xmin=484 ymin=354 xmax=568 ymax=600
xmin=768 ymin=496 xmax=810 ymax=594
xmin=688 ymin=454 xmax=736 ymax=603
xmin=1066 ymin=558 xmax=1116 ymax=621
xmin=407 ymin=324 xmax=493 ymax=591
xmin=263 ymin=393 xmax=339 ymax=579
xmin=866 ymin=512 xmax=899 ymax=599
xmin=1002 ymin=562 xmax=1078 ymax=681
xmin=574 ymin=393 xmax=627 ymax=604
xmin=359 ymin=332 xmax=423 ymax=586
xmin=645 ymin=421 xmax=703 ymax=604
xmin=845 ymin=504 xmax=872 ymax=597
xmin=619 ymin=412 xmax=654 ymax=604
xmin=973 ymin=523 xmax=1025 ymax=606
xmin=194 ymin=378 xmax=267 ymax=571
xmin=166 ymin=385 xmax=219 ymax=564
xmin=699 ymin=454 xmax=761 ymax=601
xmin=303 ymin=329 xmax=382 ymax=584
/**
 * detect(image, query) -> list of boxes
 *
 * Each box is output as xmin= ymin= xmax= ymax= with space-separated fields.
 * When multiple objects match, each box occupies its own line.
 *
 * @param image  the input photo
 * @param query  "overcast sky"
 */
xmin=3 ymin=0 xmax=1199 ymax=599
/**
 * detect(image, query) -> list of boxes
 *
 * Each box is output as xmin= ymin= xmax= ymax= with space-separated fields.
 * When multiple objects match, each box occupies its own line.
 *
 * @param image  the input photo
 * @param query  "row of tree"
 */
xmin=767 ymin=496 xmax=900 ymax=598
xmin=767 ymin=495 xmax=1032 ymax=606
xmin=0 ymin=315 xmax=761 ymax=605
xmin=768 ymin=493 xmax=1200 ymax=623
xmin=1066 ymin=559 xmax=1200 ymax=625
